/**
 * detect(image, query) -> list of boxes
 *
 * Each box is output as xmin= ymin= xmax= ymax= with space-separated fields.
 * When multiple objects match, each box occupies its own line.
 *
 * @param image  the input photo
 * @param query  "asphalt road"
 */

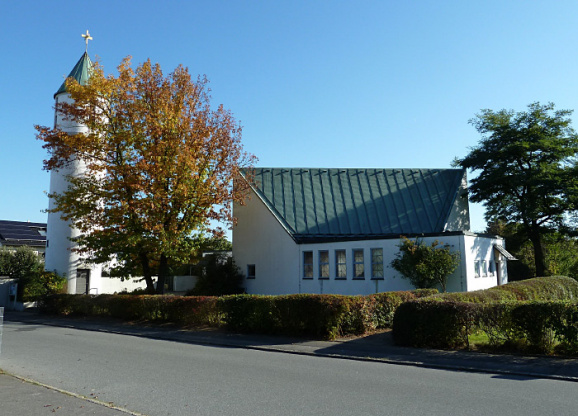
xmin=1 ymin=321 xmax=577 ymax=416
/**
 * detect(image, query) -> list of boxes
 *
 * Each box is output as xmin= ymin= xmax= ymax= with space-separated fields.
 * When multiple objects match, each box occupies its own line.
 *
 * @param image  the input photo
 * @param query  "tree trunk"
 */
xmin=139 ymin=251 xmax=156 ymax=294
xmin=529 ymin=226 xmax=549 ymax=277
xmin=156 ymin=253 xmax=168 ymax=294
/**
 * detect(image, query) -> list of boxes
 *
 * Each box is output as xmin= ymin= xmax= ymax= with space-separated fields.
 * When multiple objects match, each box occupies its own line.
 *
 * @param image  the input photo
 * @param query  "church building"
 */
xmin=44 ymin=33 xmax=148 ymax=295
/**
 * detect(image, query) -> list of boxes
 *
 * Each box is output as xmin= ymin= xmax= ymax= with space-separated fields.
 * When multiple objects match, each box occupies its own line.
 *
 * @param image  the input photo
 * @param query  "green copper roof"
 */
xmin=246 ymin=168 xmax=467 ymax=243
xmin=54 ymin=52 xmax=93 ymax=98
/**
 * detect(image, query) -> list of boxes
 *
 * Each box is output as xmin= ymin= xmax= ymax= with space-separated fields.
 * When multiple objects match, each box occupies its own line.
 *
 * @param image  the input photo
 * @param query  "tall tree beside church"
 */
xmin=457 ymin=102 xmax=578 ymax=277
xmin=36 ymin=57 xmax=255 ymax=293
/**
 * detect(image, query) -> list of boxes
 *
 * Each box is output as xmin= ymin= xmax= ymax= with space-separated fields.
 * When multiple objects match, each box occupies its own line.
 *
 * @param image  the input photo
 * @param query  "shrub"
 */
xmin=38 ymin=289 xmax=439 ymax=341
xmin=22 ymin=271 xmax=66 ymax=302
xmin=476 ymin=301 xmax=578 ymax=354
xmin=0 ymin=246 xmax=44 ymax=300
xmin=393 ymin=277 xmax=578 ymax=352
xmin=393 ymin=299 xmax=477 ymax=348
xmin=186 ymin=254 xmax=244 ymax=296
xmin=434 ymin=276 xmax=578 ymax=303
xmin=218 ymin=295 xmax=279 ymax=333
xmin=490 ymin=276 xmax=578 ymax=301
xmin=390 ymin=237 xmax=460 ymax=292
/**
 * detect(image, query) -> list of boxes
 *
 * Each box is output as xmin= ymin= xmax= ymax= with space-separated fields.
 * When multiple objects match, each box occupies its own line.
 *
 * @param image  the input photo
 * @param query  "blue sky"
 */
xmin=2 ymin=1 xmax=578 ymax=233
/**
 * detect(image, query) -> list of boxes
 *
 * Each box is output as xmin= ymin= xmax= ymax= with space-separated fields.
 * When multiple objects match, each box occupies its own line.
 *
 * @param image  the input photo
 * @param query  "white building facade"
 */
xmin=233 ymin=168 xmax=512 ymax=295
xmin=44 ymin=49 xmax=149 ymax=295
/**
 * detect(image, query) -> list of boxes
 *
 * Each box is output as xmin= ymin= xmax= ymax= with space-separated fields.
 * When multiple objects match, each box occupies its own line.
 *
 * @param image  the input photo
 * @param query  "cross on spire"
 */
xmin=82 ymin=30 xmax=93 ymax=53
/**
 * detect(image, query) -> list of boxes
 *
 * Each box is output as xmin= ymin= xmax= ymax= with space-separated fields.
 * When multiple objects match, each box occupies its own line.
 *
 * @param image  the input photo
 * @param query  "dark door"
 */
xmin=76 ymin=269 xmax=90 ymax=294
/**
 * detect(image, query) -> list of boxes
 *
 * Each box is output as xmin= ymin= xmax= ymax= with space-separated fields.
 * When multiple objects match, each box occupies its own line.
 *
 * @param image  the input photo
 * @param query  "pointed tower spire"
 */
xmin=53 ymin=32 xmax=93 ymax=98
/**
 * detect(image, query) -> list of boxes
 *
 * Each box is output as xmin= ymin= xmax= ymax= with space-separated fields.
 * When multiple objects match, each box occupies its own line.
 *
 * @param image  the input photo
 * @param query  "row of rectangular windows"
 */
xmin=303 ymin=248 xmax=384 ymax=280
xmin=474 ymin=260 xmax=496 ymax=278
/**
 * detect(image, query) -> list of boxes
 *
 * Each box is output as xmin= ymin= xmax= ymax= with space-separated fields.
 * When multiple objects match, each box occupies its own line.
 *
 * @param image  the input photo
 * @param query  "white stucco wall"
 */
xmin=297 ymin=235 xmax=470 ymax=295
xmin=462 ymin=234 xmax=508 ymax=291
xmin=233 ymin=191 xmax=299 ymax=295
xmin=45 ymin=92 xmax=103 ymax=294
xmin=234 ymin=189 xmax=509 ymax=295
xmin=444 ymin=171 xmax=471 ymax=232
xmin=97 ymin=276 xmax=153 ymax=294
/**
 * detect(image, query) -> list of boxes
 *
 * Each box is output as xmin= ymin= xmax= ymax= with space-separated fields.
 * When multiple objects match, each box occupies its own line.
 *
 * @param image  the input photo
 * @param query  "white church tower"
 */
xmin=45 ymin=32 xmax=102 ymax=294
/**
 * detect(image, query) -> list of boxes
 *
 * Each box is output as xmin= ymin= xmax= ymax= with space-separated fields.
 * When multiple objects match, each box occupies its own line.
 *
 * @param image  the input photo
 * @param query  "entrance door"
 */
xmin=76 ymin=269 xmax=90 ymax=294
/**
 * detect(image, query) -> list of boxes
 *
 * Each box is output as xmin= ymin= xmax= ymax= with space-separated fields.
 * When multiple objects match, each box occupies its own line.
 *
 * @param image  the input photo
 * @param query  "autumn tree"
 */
xmin=36 ymin=57 xmax=255 ymax=294
xmin=390 ymin=237 xmax=461 ymax=292
xmin=457 ymin=102 xmax=578 ymax=277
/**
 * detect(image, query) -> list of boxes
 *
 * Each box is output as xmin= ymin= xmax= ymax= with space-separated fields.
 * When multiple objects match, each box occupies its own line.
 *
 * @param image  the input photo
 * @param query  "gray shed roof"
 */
xmin=245 ymin=168 xmax=467 ymax=243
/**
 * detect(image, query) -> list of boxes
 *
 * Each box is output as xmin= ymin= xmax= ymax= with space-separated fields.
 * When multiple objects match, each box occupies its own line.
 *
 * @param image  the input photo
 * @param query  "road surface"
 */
xmin=1 ymin=321 xmax=576 ymax=416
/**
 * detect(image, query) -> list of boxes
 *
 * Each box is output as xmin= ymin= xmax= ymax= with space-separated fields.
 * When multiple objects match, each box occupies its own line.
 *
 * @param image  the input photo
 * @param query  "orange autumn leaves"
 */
xmin=37 ymin=57 xmax=255 ymax=292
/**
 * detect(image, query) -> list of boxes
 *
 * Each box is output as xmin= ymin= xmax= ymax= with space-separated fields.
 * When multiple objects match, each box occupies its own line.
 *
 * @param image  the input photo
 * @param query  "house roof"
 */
xmin=54 ymin=52 xmax=93 ymax=98
xmin=0 ymin=220 xmax=47 ymax=248
xmin=245 ymin=168 xmax=467 ymax=243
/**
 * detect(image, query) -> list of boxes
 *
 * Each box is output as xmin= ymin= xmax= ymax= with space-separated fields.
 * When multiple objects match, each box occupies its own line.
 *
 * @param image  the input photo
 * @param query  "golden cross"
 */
xmin=82 ymin=30 xmax=93 ymax=53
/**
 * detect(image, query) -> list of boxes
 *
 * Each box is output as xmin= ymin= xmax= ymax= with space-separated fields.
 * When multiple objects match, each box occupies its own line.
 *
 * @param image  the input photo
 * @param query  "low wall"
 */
xmin=97 ymin=276 xmax=153 ymax=294
xmin=0 ymin=278 xmax=18 ymax=310
xmin=173 ymin=275 xmax=198 ymax=292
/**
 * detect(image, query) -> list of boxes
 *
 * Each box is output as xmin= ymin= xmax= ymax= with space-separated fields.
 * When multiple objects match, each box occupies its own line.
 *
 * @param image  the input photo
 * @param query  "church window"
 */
xmin=335 ymin=250 xmax=346 ymax=279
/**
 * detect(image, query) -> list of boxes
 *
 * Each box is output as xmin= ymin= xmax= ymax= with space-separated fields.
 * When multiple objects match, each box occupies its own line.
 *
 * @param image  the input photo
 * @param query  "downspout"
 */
xmin=298 ymin=245 xmax=302 ymax=294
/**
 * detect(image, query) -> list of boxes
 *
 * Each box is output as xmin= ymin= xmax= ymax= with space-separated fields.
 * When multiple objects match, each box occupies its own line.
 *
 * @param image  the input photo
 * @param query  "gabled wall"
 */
xmin=444 ymin=171 xmax=471 ymax=232
xmin=462 ymin=234 xmax=508 ymax=291
xmin=234 ymin=188 xmax=508 ymax=295
xmin=233 ymin=189 xmax=300 ymax=295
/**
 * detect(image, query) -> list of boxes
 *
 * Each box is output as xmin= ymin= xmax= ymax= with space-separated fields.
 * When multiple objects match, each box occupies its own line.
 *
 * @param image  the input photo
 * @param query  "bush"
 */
xmin=393 ymin=300 xmax=477 ymax=348
xmin=393 ymin=277 xmax=578 ymax=353
xmin=186 ymin=254 xmax=244 ymax=296
xmin=22 ymin=271 xmax=66 ymax=302
xmin=390 ymin=237 xmax=460 ymax=292
xmin=476 ymin=301 xmax=578 ymax=354
xmin=38 ymin=289 xmax=431 ymax=340
xmin=434 ymin=276 xmax=578 ymax=303
xmin=0 ymin=246 xmax=44 ymax=300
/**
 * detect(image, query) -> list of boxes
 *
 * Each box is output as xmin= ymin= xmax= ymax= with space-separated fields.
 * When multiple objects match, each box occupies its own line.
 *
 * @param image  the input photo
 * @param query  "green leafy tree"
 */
xmin=390 ymin=237 xmax=461 ymax=292
xmin=36 ymin=57 xmax=255 ymax=294
xmin=458 ymin=102 xmax=578 ymax=277
xmin=187 ymin=253 xmax=244 ymax=296
xmin=0 ymin=246 xmax=45 ymax=300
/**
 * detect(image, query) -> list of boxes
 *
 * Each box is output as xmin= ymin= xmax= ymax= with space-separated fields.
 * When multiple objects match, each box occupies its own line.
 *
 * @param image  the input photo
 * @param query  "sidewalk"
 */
xmin=5 ymin=310 xmax=578 ymax=382
xmin=0 ymin=371 xmax=136 ymax=416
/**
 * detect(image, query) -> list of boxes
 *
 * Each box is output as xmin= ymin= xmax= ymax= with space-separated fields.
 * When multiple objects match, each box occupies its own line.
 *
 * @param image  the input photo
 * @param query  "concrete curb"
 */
xmin=5 ymin=311 xmax=578 ymax=383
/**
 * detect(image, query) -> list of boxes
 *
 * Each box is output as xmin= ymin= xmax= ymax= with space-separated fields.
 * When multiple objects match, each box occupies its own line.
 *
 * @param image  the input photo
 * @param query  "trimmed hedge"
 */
xmin=38 ymin=288 xmax=436 ymax=340
xmin=393 ymin=277 xmax=578 ymax=354
xmin=39 ymin=295 xmax=221 ymax=327
xmin=432 ymin=276 xmax=578 ymax=303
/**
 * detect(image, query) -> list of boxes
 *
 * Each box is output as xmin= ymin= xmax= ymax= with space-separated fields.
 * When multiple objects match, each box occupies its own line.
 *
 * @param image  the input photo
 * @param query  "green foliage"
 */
xmin=458 ymin=102 xmax=578 ymax=277
xmin=392 ymin=276 xmax=578 ymax=354
xmin=437 ymin=276 xmax=578 ymax=303
xmin=0 ymin=246 xmax=45 ymax=300
xmin=393 ymin=300 xmax=477 ymax=348
xmin=38 ymin=289 xmax=432 ymax=340
xmin=390 ymin=237 xmax=460 ymax=292
xmin=487 ymin=221 xmax=578 ymax=281
xmin=37 ymin=57 xmax=255 ymax=294
xmin=186 ymin=254 xmax=244 ymax=296
xmin=22 ymin=271 xmax=66 ymax=302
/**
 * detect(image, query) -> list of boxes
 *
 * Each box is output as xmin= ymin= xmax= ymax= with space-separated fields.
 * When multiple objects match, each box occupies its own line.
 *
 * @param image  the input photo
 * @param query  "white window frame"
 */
xmin=371 ymin=248 xmax=384 ymax=279
xmin=353 ymin=249 xmax=364 ymax=279
xmin=303 ymin=251 xmax=313 ymax=279
xmin=335 ymin=249 xmax=347 ymax=279
xmin=319 ymin=250 xmax=329 ymax=279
